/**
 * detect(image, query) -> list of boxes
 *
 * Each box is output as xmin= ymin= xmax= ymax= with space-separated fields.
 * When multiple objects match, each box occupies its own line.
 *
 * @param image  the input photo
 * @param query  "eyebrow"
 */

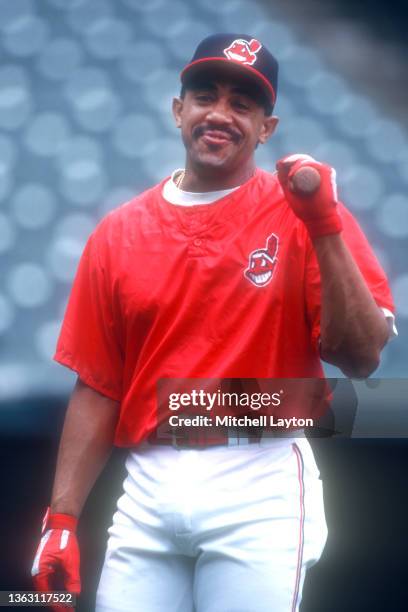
xmin=190 ymin=82 xmax=256 ymax=99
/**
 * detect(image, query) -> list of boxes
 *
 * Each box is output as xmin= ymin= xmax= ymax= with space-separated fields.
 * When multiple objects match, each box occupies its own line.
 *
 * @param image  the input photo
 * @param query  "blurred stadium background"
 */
xmin=0 ymin=1 xmax=407 ymax=609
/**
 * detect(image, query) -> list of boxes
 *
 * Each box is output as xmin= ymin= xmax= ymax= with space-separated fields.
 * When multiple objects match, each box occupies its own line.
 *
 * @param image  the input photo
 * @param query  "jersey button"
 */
xmin=193 ymin=238 xmax=202 ymax=246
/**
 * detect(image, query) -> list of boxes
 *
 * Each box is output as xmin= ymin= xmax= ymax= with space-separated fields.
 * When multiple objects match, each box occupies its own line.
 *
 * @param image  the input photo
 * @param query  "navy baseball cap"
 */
xmin=180 ymin=33 xmax=279 ymax=108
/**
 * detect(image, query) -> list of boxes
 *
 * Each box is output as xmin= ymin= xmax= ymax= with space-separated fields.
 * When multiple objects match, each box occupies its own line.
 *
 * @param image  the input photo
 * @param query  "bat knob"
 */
xmin=289 ymin=166 xmax=321 ymax=195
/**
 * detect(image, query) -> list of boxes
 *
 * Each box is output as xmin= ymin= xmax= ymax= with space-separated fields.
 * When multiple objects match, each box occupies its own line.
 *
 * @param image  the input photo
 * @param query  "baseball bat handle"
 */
xmin=289 ymin=166 xmax=321 ymax=195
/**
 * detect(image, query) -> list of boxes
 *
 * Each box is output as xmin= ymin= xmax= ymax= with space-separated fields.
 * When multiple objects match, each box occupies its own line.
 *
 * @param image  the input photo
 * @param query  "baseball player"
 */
xmin=32 ymin=34 xmax=395 ymax=612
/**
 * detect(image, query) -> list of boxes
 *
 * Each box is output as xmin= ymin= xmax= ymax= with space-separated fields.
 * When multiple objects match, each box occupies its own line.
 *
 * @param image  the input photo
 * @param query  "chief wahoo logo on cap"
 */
xmin=245 ymin=234 xmax=279 ymax=287
xmin=223 ymin=38 xmax=262 ymax=66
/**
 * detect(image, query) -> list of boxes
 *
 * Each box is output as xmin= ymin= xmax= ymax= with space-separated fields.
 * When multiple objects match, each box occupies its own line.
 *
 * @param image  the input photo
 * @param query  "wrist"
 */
xmin=44 ymin=507 xmax=78 ymax=532
xmin=304 ymin=212 xmax=342 ymax=239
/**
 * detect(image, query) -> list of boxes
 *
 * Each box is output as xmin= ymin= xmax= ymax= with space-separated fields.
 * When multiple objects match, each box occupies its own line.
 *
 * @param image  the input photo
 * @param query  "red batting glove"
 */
xmin=32 ymin=507 xmax=80 ymax=611
xmin=276 ymin=153 xmax=342 ymax=238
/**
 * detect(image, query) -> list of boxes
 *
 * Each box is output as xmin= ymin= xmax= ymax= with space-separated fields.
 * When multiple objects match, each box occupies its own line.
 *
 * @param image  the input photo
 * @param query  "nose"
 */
xmin=205 ymin=97 xmax=233 ymax=124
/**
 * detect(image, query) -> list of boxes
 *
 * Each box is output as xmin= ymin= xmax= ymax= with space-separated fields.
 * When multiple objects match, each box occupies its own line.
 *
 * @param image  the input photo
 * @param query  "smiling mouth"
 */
xmin=201 ymin=131 xmax=233 ymax=145
xmin=226 ymin=52 xmax=247 ymax=63
xmin=194 ymin=125 xmax=241 ymax=146
xmin=247 ymin=270 xmax=272 ymax=285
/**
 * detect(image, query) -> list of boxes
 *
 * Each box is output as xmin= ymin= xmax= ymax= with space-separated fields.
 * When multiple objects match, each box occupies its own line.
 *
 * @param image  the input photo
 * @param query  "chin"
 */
xmin=193 ymin=151 xmax=238 ymax=173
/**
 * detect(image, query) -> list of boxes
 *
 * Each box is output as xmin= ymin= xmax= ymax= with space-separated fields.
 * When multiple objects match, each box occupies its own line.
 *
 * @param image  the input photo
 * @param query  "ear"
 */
xmin=172 ymin=97 xmax=183 ymax=128
xmin=258 ymin=115 xmax=279 ymax=145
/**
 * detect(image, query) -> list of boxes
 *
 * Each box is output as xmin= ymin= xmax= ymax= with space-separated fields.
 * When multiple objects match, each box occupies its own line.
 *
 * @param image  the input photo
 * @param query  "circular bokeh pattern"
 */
xmin=12 ymin=184 xmax=57 ymax=229
xmin=0 ymin=65 xmax=32 ymax=130
xmin=7 ymin=263 xmax=52 ymax=308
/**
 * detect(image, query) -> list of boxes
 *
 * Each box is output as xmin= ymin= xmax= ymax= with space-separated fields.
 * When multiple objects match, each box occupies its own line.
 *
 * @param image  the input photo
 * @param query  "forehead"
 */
xmin=184 ymin=68 xmax=266 ymax=101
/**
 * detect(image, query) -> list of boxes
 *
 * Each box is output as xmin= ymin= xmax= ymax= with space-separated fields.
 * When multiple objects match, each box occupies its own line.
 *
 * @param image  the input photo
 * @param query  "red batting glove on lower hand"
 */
xmin=276 ymin=153 xmax=342 ymax=238
xmin=32 ymin=508 xmax=80 ymax=611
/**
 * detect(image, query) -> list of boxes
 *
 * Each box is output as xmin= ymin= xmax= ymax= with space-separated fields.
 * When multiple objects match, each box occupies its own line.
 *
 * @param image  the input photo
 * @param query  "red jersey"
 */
xmin=54 ymin=169 xmax=394 ymax=446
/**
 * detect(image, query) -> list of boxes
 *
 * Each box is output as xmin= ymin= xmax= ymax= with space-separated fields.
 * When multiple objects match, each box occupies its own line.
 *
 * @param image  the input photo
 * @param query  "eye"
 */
xmin=232 ymin=99 xmax=251 ymax=112
xmin=195 ymin=93 xmax=213 ymax=104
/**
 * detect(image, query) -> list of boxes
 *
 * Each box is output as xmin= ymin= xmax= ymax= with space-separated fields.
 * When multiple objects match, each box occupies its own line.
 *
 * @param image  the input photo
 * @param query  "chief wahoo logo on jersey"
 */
xmin=223 ymin=38 xmax=262 ymax=65
xmin=244 ymin=234 xmax=279 ymax=287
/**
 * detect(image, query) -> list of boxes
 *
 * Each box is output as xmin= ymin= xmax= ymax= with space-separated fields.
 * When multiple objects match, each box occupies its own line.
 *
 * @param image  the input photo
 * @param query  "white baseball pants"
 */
xmin=96 ymin=437 xmax=327 ymax=612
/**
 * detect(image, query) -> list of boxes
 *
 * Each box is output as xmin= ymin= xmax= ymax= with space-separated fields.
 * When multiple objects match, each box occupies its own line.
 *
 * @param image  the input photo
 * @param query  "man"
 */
xmin=32 ymin=34 xmax=395 ymax=611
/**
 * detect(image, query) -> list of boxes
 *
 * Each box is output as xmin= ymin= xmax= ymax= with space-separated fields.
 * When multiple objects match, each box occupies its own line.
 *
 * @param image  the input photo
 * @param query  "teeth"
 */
xmin=229 ymin=52 xmax=245 ymax=62
xmin=250 ymin=271 xmax=272 ymax=285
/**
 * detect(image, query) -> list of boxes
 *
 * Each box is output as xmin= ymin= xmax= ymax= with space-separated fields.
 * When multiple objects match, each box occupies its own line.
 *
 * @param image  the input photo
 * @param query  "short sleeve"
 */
xmin=54 ymin=227 xmax=123 ymax=401
xmin=305 ymin=202 xmax=396 ymax=349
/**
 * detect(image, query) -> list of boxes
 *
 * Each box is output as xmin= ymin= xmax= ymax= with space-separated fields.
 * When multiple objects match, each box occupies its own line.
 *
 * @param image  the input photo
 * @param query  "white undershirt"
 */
xmin=162 ymin=169 xmax=240 ymax=206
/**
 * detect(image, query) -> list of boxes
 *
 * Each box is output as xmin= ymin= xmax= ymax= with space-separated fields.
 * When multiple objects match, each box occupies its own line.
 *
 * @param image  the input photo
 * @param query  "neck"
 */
xmin=181 ymin=162 xmax=256 ymax=193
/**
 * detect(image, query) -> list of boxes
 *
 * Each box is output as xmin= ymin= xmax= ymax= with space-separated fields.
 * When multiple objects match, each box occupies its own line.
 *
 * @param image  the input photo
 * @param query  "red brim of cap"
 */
xmin=180 ymin=57 xmax=276 ymax=106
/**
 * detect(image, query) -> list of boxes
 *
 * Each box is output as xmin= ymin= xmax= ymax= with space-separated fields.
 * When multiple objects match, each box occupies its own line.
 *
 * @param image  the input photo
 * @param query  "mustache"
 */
xmin=193 ymin=124 xmax=241 ymax=144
